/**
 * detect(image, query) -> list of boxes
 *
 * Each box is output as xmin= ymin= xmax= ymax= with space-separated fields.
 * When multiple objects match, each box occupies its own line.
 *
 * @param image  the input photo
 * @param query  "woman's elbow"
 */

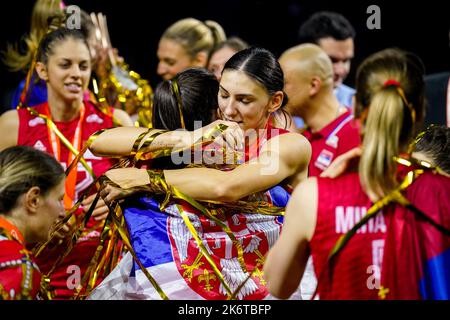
xmin=267 ymin=280 xmax=298 ymax=299
xmin=89 ymin=135 xmax=118 ymax=157
xmin=89 ymin=138 xmax=104 ymax=156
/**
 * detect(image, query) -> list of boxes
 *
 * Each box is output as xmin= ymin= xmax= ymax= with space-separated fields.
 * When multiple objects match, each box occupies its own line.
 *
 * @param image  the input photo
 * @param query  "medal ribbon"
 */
xmin=42 ymin=103 xmax=86 ymax=209
xmin=0 ymin=216 xmax=25 ymax=245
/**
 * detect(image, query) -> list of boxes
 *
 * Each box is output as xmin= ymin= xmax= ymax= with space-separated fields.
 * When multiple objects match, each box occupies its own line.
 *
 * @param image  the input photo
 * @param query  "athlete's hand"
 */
xmin=100 ymin=182 xmax=138 ymax=204
xmin=82 ymin=193 xmax=110 ymax=221
xmin=99 ymin=168 xmax=150 ymax=204
xmin=49 ymin=215 xmax=75 ymax=241
xmin=198 ymin=119 xmax=244 ymax=152
xmin=320 ymin=147 xmax=362 ymax=178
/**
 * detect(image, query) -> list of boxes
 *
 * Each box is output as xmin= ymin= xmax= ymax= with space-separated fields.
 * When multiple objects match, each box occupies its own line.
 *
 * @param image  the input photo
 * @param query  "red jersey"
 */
xmin=17 ymin=101 xmax=117 ymax=299
xmin=17 ymin=101 xmax=115 ymax=202
xmin=310 ymin=172 xmax=387 ymax=299
xmin=0 ymin=218 xmax=41 ymax=300
xmin=246 ymin=125 xmax=291 ymax=161
xmin=302 ymin=111 xmax=360 ymax=177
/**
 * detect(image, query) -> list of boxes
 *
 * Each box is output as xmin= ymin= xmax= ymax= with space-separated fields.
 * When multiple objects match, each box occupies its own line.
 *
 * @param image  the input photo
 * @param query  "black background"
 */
xmin=1 ymin=0 xmax=449 ymax=113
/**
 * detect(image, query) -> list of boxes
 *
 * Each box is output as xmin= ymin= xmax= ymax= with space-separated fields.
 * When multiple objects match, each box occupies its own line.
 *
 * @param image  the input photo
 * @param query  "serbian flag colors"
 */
xmin=89 ymin=186 xmax=302 ymax=300
xmin=380 ymin=173 xmax=450 ymax=300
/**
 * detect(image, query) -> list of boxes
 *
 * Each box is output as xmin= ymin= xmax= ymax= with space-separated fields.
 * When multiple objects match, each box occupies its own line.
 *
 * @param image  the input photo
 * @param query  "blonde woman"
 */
xmin=265 ymin=48 xmax=450 ymax=299
xmin=157 ymin=17 xmax=226 ymax=80
xmin=3 ymin=0 xmax=65 ymax=73
xmin=3 ymin=0 xmax=65 ymax=108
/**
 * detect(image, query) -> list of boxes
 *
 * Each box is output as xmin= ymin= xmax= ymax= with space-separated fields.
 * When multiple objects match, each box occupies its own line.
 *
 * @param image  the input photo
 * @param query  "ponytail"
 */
xmin=359 ymin=89 xmax=405 ymax=200
xmin=355 ymin=48 xmax=425 ymax=201
xmin=2 ymin=34 xmax=40 ymax=72
xmin=204 ymin=20 xmax=227 ymax=51
xmin=2 ymin=0 xmax=64 ymax=72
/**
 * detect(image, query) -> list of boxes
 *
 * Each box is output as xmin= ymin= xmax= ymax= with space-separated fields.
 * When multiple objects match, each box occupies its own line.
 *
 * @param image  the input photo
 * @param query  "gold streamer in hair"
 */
xmin=17 ymin=51 xmax=38 ymax=109
xmin=383 ymin=81 xmax=416 ymax=136
xmin=395 ymin=86 xmax=416 ymax=125
xmin=171 ymin=78 xmax=185 ymax=129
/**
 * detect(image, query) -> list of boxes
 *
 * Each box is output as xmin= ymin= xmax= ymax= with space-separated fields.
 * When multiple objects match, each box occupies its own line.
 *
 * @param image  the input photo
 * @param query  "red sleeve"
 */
xmin=0 ymin=240 xmax=41 ymax=300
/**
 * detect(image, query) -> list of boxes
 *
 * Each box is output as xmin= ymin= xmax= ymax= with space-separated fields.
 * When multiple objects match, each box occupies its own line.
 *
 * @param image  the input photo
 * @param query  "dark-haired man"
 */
xmin=298 ymin=11 xmax=356 ymax=109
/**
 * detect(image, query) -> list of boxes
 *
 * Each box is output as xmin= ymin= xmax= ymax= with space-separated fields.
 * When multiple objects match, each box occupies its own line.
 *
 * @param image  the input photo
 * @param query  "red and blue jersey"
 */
xmin=381 ymin=172 xmax=450 ymax=300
